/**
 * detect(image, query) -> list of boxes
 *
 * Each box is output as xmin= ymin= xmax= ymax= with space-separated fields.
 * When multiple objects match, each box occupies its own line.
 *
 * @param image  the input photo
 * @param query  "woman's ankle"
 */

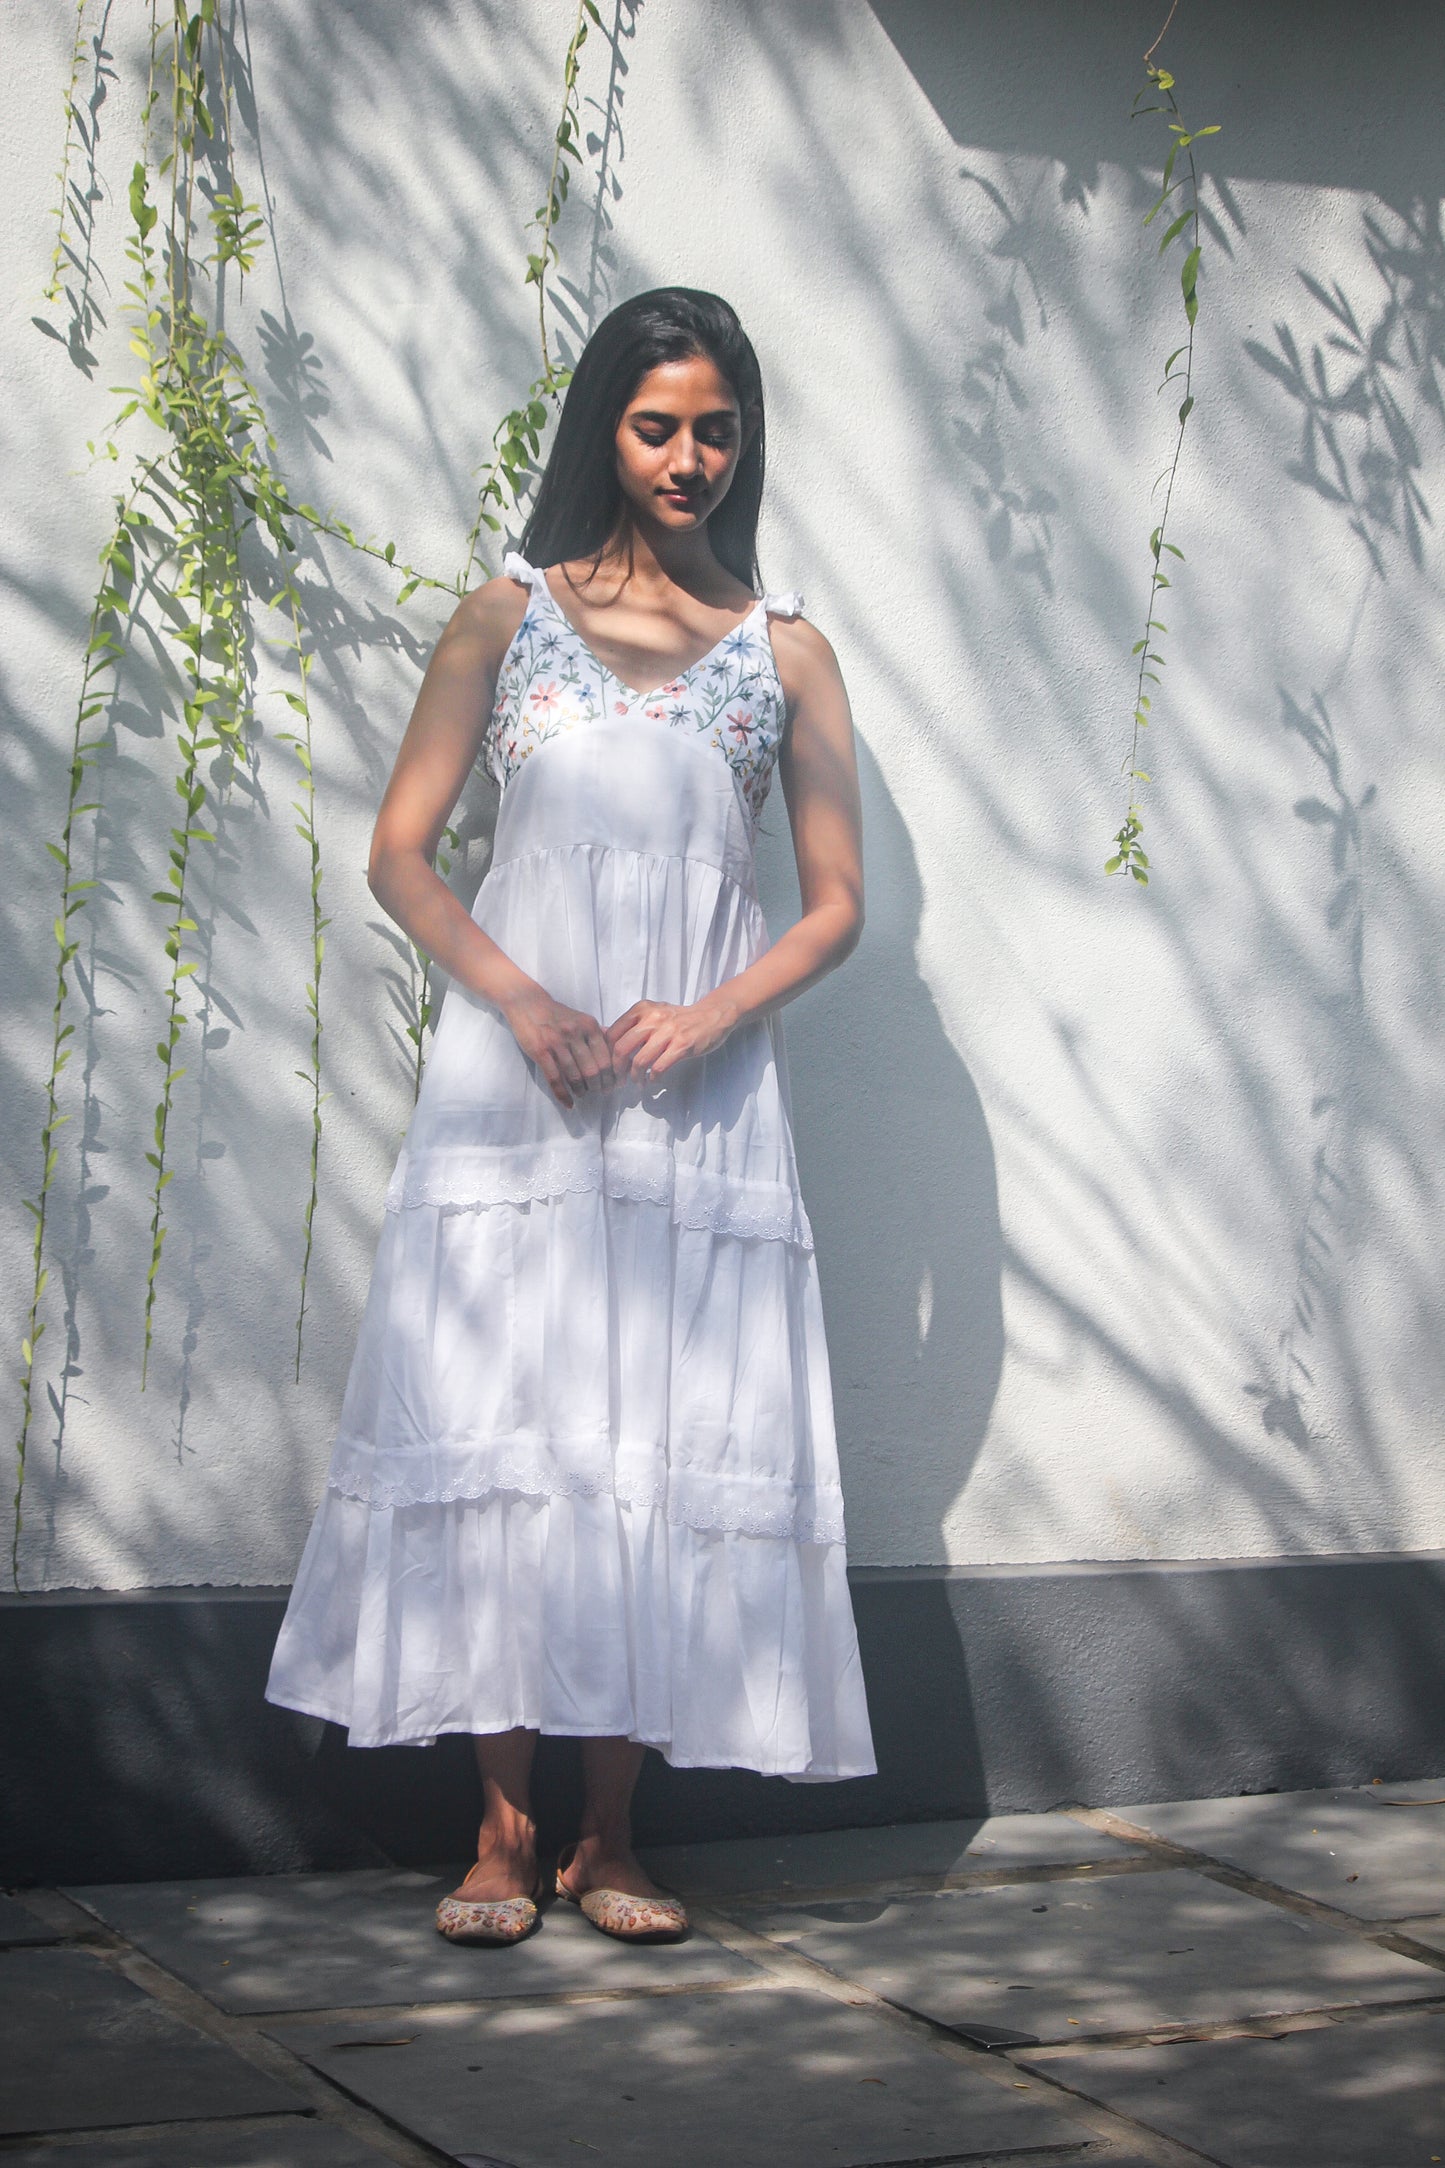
xmin=477 ymin=1808 xmax=536 ymax=1862
xmin=574 ymin=1821 xmax=635 ymax=1860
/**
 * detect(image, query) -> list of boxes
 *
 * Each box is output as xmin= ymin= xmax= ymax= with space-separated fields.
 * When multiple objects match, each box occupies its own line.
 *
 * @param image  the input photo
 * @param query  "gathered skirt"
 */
xmin=267 ymin=1183 xmax=877 ymax=1776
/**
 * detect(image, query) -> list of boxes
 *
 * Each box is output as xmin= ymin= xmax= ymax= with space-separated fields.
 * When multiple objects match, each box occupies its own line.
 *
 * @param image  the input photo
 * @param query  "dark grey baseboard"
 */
xmin=4 ymin=1553 xmax=1444 ymax=1885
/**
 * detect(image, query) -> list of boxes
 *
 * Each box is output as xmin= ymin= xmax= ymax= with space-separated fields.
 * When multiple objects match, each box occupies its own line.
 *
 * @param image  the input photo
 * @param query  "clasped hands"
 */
xmin=502 ymin=984 xmax=740 ymax=1111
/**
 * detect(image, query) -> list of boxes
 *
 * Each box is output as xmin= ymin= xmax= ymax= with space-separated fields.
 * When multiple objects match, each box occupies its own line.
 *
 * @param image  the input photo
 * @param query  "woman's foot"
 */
xmin=436 ymin=1817 xmax=540 ymax=1944
xmin=451 ymin=1825 xmax=538 ymax=1904
xmin=555 ymin=1831 xmax=662 ymax=1903
xmin=555 ymin=1833 xmax=688 ymax=1941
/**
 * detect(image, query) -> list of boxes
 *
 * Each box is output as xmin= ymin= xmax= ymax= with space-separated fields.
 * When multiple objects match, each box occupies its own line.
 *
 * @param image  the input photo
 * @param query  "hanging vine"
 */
xmin=43 ymin=0 xmax=92 ymax=308
xmin=1105 ymin=5 xmax=1219 ymax=886
xmin=12 ymin=483 xmax=148 ymax=1583
xmin=15 ymin=0 xmax=606 ymax=1574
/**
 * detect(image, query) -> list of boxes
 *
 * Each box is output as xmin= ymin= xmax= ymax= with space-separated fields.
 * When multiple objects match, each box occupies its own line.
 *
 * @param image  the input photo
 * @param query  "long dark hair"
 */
xmin=517 ymin=288 xmax=766 ymax=593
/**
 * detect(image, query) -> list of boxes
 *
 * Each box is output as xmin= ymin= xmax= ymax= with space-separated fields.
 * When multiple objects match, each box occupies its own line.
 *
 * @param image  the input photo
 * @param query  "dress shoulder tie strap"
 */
xmin=502 ymin=548 xmax=539 ymax=588
xmin=762 ymin=588 xmax=804 ymax=619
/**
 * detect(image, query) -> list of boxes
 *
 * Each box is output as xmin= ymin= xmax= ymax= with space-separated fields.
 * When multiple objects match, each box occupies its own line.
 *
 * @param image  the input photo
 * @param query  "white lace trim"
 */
xmin=324 ymin=1451 xmax=846 ymax=1545
xmin=384 ymin=1146 xmax=814 ymax=1249
xmin=385 ymin=1143 xmax=600 ymax=1214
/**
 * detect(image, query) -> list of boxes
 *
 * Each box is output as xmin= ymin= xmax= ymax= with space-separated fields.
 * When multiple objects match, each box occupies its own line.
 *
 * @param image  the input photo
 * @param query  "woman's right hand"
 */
xmin=501 ymin=983 xmax=615 ymax=1109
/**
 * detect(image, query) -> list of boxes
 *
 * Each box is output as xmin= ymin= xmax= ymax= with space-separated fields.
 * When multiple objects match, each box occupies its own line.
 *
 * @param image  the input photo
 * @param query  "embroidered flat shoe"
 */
xmin=435 ymin=1881 xmax=540 ymax=1945
xmin=554 ymin=1844 xmax=689 ymax=1942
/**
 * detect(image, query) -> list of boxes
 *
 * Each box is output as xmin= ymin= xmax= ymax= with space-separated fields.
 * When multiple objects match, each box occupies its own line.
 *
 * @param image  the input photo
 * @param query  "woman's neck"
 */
xmin=569 ymin=520 xmax=740 ymax=604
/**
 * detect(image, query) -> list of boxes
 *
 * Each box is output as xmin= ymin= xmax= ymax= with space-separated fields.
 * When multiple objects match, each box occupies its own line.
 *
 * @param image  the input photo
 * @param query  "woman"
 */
xmin=266 ymin=287 xmax=876 ymax=1945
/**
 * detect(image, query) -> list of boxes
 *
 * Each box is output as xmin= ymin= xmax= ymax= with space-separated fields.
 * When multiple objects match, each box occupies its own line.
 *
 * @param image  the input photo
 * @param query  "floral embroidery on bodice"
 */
xmin=489 ymin=550 xmax=804 ymax=825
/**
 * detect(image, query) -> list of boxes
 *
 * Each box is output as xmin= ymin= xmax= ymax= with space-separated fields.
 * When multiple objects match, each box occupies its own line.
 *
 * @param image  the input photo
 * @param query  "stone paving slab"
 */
xmin=272 ymin=1984 xmax=1090 ymax=2167
xmin=0 ymin=2122 xmax=395 ymax=2167
xmin=744 ymin=1864 xmax=1443 ymax=2044
xmin=67 ymin=1869 xmax=758 ymax=2014
xmin=1022 ymin=2005 xmax=1445 ymax=2165
xmin=0 ymin=1892 xmax=61 ymax=1945
xmin=1113 ymin=1778 xmax=1445 ymax=1918
xmin=0 ymin=1946 xmax=304 ymax=2137
xmin=640 ymin=1813 xmax=1142 ymax=1898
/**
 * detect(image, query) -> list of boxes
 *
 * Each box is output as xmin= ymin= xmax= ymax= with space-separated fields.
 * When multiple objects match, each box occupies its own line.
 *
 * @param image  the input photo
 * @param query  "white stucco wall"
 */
xmin=3 ymin=0 xmax=1442 ymax=1590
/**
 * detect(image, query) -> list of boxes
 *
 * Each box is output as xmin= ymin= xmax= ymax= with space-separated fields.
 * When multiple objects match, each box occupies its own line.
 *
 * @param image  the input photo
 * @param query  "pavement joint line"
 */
xmin=44 ymin=1894 xmax=462 ymax=2168
xmin=689 ymin=1902 xmax=1212 ymax=2168
xmin=1007 ymin=1987 xmax=1445 ymax=2057
xmin=0 ymin=2111 xmax=326 ymax=2155
xmin=844 ymin=2148 xmax=1108 ymax=2166
xmin=260 ymin=1973 xmax=781 ymax=2027
xmin=2 ymin=1888 xmax=102 ymax=1939
xmin=713 ymin=1857 xmax=1164 ymax=1910
xmin=1061 ymin=1805 xmax=1445 ymax=1974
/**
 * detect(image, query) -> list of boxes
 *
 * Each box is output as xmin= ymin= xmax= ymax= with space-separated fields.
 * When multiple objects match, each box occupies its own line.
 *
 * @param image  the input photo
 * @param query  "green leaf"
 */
xmin=128 ymin=162 xmax=157 ymax=238
xmin=1178 ymin=395 xmax=1194 ymax=425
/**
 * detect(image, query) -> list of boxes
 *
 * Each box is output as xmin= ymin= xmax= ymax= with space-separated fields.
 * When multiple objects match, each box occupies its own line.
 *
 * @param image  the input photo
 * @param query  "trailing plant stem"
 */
xmin=44 ymin=0 xmax=93 ymax=304
xmin=276 ymin=573 xmax=327 ymax=1378
xmin=1105 ymin=49 xmax=1219 ymax=886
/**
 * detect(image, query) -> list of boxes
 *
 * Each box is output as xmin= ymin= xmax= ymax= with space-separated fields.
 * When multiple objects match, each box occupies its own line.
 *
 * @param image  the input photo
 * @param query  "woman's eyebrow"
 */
xmin=629 ymin=407 xmax=739 ymax=424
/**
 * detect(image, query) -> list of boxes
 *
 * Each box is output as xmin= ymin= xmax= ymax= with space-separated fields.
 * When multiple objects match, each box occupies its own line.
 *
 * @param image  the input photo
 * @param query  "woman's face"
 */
xmin=613 ymin=353 xmax=756 ymax=538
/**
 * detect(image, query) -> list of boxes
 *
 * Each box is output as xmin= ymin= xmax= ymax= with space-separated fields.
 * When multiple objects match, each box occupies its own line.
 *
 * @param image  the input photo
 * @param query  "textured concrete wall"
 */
xmin=3 ymin=0 xmax=1443 ymax=1590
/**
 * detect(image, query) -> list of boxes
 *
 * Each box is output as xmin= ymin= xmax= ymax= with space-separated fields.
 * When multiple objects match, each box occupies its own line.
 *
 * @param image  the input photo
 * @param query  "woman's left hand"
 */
xmin=606 ymin=994 xmax=739 ymax=1082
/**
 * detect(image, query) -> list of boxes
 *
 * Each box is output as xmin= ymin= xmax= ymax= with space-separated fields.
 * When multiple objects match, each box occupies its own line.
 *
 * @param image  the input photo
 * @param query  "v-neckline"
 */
xmin=540 ymin=568 xmax=763 ymax=706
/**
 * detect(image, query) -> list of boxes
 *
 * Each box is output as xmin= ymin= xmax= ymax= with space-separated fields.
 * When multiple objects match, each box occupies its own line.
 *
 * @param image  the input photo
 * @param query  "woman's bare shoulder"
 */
xmin=440 ymin=570 xmax=532 ymax=669
xmin=765 ymin=609 xmax=845 ymax=707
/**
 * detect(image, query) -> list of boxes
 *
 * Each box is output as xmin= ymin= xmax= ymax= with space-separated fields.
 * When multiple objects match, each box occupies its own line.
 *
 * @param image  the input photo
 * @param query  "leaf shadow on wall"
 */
xmin=828 ymin=0 xmax=1445 ymax=1807
xmin=1233 ymin=189 xmax=1444 ymax=1468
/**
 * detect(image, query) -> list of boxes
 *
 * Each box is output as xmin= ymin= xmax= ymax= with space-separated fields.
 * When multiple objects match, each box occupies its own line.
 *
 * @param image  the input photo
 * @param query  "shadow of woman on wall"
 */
xmin=625 ymin=735 xmax=1005 ymax=1846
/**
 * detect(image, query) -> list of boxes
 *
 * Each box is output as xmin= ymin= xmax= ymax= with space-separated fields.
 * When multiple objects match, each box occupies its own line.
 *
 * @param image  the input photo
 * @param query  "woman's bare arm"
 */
xmin=367 ymin=579 xmax=617 ymax=1107
xmin=607 ymin=616 xmax=863 ymax=1078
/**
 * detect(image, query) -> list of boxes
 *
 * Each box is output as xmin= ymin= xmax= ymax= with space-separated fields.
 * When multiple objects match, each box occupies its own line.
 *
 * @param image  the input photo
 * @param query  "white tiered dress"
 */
xmin=265 ymin=552 xmax=876 ymax=1780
